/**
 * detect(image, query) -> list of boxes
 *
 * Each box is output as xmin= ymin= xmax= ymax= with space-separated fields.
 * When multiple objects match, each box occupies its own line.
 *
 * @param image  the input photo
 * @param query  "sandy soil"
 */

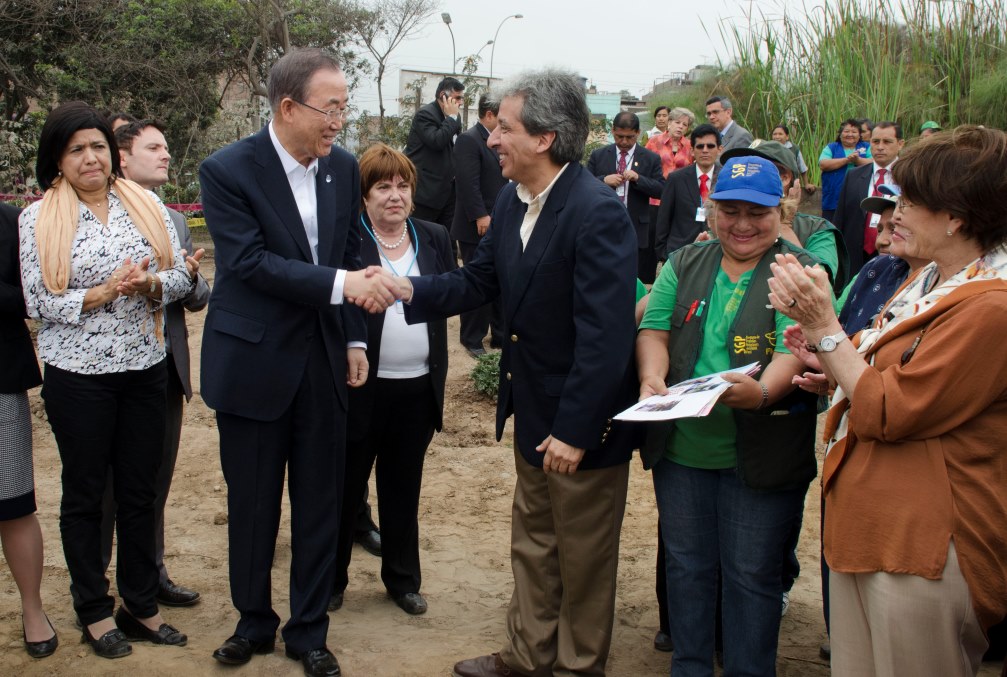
xmin=2 ymin=247 xmax=1001 ymax=676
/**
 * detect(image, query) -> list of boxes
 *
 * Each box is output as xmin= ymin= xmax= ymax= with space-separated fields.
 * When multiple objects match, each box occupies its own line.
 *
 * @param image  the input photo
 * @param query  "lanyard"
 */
xmin=360 ymin=215 xmax=419 ymax=277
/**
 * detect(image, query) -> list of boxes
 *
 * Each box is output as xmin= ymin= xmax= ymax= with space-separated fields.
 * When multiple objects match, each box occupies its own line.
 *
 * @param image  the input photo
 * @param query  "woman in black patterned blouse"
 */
xmin=19 ymin=102 xmax=192 ymax=659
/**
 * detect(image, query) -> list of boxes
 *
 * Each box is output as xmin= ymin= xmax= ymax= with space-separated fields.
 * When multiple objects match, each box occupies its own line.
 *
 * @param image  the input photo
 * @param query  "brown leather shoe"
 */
xmin=452 ymin=653 xmax=527 ymax=677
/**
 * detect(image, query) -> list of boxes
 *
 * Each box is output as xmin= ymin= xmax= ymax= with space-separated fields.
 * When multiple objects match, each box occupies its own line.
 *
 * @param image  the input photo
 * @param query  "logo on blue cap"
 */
xmin=710 ymin=156 xmax=784 ymax=207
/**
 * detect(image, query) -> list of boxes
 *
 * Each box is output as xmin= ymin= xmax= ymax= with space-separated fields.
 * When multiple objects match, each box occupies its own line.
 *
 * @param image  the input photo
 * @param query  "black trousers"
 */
xmin=335 ymin=375 xmax=437 ymax=597
xmin=639 ymin=205 xmax=660 ymax=284
xmin=458 ymin=240 xmax=502 ymax=350
xmin=71 ymin=361 xmax=186 ymax=609
xmin=43 ymin=361 xmax=167 ymax=624
xmin=217 ymin=337 xmax=344 ymax=653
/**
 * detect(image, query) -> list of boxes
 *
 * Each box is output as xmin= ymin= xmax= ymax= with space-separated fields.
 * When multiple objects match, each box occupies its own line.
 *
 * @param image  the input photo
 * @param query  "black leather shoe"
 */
xmin=81 ymin=625 xmax=132 ymax=659
xmin=328 ymin=591 xmax=344 ymax=611
xmin=354 ymin=528 xmax=382 ymax=557
xmin=156 ymin=578 xmax=201 ymax=607
xmin=653 ymin=629 xmax=674 ymax=652
xmin=285 ymin=646 xmax=341 ymax=676
xmin=114 ymin=607 xmax=187 ymax=646
xmin=465 ymin=345 xmax=487 ymax=358
xmin=212 ymin=634 xmax=275 ymax=665
xmin=392 ymin=592 xmax=427 ymax=615
xmin=23 ymin=615 xmax=58 ymax=658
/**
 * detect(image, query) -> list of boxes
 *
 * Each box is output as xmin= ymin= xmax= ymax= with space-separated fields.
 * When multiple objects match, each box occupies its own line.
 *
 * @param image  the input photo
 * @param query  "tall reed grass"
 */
xmin=708 ymin=0 xmax=1006 ymax=182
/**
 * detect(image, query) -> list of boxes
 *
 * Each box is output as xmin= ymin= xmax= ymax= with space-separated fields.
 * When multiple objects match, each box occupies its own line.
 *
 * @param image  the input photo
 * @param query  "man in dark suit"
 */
xmin=116 ymin=120 xmax=210 ymax=605
xmin=405 ymin=76 xmax=464 ymax=227
xmin=452 ymin=94 xmax=507 ymax=357
xmin=833 ymin=120 xmax=905 ymax=275
xmin=654 ymin=123 xmax=721 ymax=261
xmin=705 ymin=96 xmax=753 ymax=154
xmin=587 ymin=111 xmax=664 ymax=282
xmin=199 ymin=48 xmax=399 ymax=677
xmin=393 ymin=69 xmax=638 ymax=677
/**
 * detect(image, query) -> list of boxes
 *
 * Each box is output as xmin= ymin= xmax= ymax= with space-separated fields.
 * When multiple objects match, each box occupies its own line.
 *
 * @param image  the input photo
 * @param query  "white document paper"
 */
xmin=615 ymin=362 xmax=761 ymax=422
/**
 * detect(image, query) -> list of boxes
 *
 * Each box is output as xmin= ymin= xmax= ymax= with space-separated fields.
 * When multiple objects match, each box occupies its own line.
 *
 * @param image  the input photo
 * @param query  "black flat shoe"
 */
xmin=212 ymin=634 xmax=275 ymax=665
xmin=156 ymin=578 xmax=200 ymax=607
xmin=392 ymin=592 xmax=428 ymax=615
xmin=23 ymin=615 xmax=58 ymax=658
xmin=285 ymin=646 xmax=341 ymax=676
xmin=114 ymin=607 xmax=187 ymax=646
xmin=328 ymin=591 xmax=344 ymax=611
xmin=81 ymin=625 xmax=132 ymax=659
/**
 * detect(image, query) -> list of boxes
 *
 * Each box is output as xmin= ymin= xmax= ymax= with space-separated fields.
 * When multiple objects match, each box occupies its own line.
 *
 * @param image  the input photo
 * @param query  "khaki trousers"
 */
xmin=830 ymin=541 xmax=988 ymax=677
xmin=499 ymin=449 xmax=630 ymax=677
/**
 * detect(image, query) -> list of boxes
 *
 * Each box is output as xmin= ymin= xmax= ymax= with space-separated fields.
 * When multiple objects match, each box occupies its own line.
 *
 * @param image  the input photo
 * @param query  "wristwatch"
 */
xmin=806 ymin=330 xmax=847 ymax=353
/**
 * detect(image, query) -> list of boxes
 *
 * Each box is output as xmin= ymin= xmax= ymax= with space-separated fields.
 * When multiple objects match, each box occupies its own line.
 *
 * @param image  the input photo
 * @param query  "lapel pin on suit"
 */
xmin=325 ymin=175 xmax=332 ymax=183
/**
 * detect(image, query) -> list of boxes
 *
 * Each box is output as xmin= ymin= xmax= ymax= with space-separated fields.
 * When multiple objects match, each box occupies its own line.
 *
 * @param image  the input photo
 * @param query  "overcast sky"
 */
xmin=350 ymin=0 xmax=799 ymax=115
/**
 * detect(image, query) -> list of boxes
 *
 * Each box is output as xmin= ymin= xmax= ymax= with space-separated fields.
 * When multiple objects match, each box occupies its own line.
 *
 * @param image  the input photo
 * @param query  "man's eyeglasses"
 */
xmin=705 ymin=108 xmax=724 ymax=117
xmin=293 ymin=99 xmax=349 ymax=123
xmin=694 ymin=143 xmax=718 ymax=150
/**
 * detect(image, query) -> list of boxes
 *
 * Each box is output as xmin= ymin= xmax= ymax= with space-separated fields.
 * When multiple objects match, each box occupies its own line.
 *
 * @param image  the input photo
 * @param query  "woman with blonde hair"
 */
xmin=19 ymin=101 xmax=192 ymax=658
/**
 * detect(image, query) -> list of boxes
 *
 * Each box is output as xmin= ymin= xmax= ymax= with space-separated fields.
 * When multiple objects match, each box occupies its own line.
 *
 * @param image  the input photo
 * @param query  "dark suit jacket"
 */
xmin=451 ymin=122 xmax=506 ymax=244
xmin=164 ymin=207 xmax=209 ymax=402
xmin=407 ymin=163 xmax=639 ymax=470
xmin=351 ymin=217 xmax=455 ymax=431
xmin=654 ymin=164 xmax=719 ymax=260
xmin=833 ymin=162 xmax=874 ymax=274
xmin=198 ymin=126 xmax=366 ymax=421
xmin=405 ymin=100 xmax=462 ymax=212
xmin=0 ymin=202 xmax=42 ymax=393
xmin=586 ymin=143 xmax=664 ymax=247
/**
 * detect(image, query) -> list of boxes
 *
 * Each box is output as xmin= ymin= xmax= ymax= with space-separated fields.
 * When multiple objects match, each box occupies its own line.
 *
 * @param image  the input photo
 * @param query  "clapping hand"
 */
xmin=115 ymin=256 xmax=154 ymax=297
xmin=180 ymin=248 xmax=205 ymax=280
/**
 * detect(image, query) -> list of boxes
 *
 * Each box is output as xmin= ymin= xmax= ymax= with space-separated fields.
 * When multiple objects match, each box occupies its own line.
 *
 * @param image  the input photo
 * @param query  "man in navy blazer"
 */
xmin=199 ymin=49 xmax=398 ymax=677
xmin=653 ymin=123 xmax=722 ymax=260
xmin=586 ymin=111 xmax=664 ymax=282
xmin=451 ymin=94 xmax=507 ymax=356
xmin=396 ymin=69 xmax=638 ymax=677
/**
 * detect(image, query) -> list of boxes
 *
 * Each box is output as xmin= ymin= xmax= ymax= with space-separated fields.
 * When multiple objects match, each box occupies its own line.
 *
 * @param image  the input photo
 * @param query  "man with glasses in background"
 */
xmin=705 ymin=96 xmax=752 ymax=154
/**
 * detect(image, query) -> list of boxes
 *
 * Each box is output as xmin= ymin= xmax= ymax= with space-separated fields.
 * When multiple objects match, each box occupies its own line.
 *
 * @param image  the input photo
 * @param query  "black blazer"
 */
xmin=198 ymin=126 xmax=366 ymax=421
xmin=0 ymin=202 xmax=42 ymax=393
xmin=832 ymin=162 xmax=875 ymax=275
xmin=405 ymin=100 xmax=462 ymax=211
xmin=408 ymin=163 xmax=639 ymax=470
xmin=351 ymin=217 xmax=455 ymax=430
xmin=586 ymin=143 xmax=664 ymax=247
xmin=654 ymin=164 xmax=719 ymax=260
xmin=451 ymin=122 xmax=506 ymax=244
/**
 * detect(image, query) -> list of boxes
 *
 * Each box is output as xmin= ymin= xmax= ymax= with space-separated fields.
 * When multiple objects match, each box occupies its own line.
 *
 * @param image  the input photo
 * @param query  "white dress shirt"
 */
xmin=516 ymin=164 xmax=570 ymax=250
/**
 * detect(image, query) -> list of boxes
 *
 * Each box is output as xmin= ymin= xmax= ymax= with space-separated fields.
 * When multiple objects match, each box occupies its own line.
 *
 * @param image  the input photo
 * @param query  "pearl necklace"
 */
xmin=374 ymin=225 xmax=408 ymax=249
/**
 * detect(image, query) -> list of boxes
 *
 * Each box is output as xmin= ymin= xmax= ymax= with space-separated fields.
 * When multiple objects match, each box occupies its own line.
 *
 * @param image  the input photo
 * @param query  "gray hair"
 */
xmin=705 ymin=95 xmax=733 ymax=111
xmin=491 ymin=68 xmax=589 ymax=166
xmin=669 ymin=106 xmax=695 ymax=126
xmin=267 ymin=48 xmax=341 ymax=114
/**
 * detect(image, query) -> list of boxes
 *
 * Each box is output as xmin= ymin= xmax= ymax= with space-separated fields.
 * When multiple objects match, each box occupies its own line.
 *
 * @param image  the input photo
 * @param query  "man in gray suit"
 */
xmin=705 ymin=96 xmax=753 ymax=154
xmin=115 ymin=120 xmax=210 ymax=606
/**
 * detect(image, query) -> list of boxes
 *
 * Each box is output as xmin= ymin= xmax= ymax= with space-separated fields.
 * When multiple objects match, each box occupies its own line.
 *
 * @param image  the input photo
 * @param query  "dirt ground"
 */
xmin=2 ymin=247 xmax=1002 ymax=676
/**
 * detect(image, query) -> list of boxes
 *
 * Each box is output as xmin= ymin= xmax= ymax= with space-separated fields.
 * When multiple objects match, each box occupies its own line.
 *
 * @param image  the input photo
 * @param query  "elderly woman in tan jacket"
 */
xmin=769 ymin=126 xmax=1007 ymax=677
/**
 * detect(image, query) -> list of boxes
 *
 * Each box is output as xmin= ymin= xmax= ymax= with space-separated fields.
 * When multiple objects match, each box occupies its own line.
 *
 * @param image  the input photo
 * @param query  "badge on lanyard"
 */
xmin=695 ymin=207 xmax=707 ymax=222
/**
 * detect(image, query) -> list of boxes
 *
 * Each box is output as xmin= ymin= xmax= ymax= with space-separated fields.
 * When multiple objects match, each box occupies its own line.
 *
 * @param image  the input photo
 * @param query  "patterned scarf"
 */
xmin=823 ymin=246 xmax=1007 ymax=460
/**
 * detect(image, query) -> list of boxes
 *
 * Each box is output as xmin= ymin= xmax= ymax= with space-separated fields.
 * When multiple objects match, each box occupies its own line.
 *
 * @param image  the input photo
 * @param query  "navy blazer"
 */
xmin=407 ymin=163 xmax=639 ymax=470
xmin=405 ymin=100 xmax=462 ymax=211
xmin=451 ymin=122 xmax=506 ymax=244
xmin=351 ymin=217 xmax=455 ymax=431
xmin=586 ymin=143 xmax=664 ymax=247
xmin=833 ymin=162 xmax=875 ymax=275
xmin=654 ymin=164 xmax=719 ymax=260
xmin=0 ymin=202 xmax=42 ymax=393
xmin=198 ymin=127 xmax=366 ymax=421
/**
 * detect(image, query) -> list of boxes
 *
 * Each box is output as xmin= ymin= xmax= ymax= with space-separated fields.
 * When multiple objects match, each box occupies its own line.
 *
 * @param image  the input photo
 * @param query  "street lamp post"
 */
xmin=442 ymin=12 xmax=456 ymax=75
xmin=489 ymin=14 xmax=524 ymax=81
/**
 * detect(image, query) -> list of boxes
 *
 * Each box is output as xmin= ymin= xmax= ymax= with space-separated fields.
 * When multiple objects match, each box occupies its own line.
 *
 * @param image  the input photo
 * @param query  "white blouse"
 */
xmin=19 ymin=190 xmax=191 ymax=374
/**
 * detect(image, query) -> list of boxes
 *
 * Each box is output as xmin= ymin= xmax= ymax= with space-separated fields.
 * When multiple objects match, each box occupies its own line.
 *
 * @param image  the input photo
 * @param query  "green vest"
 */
xmin=792 ymin=212 xmax=850 ymax=295
xmin=641 ymin=239 xmax=819 ymax=491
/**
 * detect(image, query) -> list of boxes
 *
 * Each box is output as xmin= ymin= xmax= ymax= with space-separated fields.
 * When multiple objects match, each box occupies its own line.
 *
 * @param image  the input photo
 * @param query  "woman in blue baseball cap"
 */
xmin=637 ymin=155 xmax=820 ymax=676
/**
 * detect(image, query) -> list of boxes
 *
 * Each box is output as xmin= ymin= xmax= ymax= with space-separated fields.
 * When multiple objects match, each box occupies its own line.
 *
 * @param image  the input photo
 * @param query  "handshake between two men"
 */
xmin=343 ymin=266 xmax=413 ymax=312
